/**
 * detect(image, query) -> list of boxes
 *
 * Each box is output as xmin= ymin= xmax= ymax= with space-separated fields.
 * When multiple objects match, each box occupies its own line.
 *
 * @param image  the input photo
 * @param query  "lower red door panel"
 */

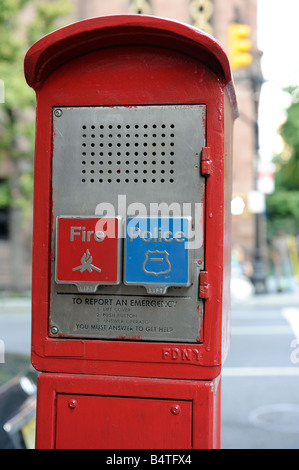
xmin=35 ymin=373 xmax=221 ymax=449
xmin=56 ymin=395 xmax=192 ymax=449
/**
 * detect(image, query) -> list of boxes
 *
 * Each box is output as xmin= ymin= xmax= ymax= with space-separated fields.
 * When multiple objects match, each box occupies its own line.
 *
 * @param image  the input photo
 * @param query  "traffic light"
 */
xmin=228 ymin=22 xmax=252 ymax=70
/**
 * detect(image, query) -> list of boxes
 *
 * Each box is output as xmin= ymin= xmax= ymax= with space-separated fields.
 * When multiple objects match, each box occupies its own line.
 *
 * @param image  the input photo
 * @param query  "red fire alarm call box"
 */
xmin=25 ymin=15 xmax=237 ymax=449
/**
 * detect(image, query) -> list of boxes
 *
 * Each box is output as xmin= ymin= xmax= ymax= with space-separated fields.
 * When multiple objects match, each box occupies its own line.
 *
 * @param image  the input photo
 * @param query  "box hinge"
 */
xmin=201 ymin=147 xmax=211 ymax=176
xmin=199 ymin=270 xmax=210 ymax=299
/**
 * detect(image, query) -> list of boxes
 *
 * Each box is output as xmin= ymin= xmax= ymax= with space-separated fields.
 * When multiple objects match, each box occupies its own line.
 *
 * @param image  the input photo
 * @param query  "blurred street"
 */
xmin=222 ymin=279 xmax=299 ymax=449
xmin=1 ymin=280 xmax=299 ymax=449
xmin=0 ymin=297 xmax=31 ymax=357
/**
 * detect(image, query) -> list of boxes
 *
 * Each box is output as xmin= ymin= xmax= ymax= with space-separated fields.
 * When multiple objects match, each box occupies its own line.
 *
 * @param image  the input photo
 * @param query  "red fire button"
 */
xmin=55 ymin=216 xmax=121 ymax=292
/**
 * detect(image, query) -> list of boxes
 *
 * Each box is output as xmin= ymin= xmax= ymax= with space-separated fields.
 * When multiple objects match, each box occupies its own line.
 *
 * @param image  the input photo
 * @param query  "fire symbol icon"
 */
xmin=72 ymin=249 xmax=102 ymax=273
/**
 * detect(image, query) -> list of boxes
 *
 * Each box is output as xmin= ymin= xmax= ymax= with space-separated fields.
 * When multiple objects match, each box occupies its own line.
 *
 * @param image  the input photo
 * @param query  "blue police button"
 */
xmin=124 ymin=217 xmax=192 ymax=293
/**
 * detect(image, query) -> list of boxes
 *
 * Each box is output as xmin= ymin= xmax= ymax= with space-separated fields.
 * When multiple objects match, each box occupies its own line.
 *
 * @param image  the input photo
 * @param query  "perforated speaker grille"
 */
xmin=80 ymin=122 xmax=176 ymax=185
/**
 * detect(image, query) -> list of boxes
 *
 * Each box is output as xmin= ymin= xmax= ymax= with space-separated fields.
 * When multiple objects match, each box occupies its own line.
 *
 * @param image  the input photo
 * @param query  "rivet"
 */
xmin=171 ymin=405 xmax=181 ymax=415
xmin=68 ymin=399 xmax=78 ymax=409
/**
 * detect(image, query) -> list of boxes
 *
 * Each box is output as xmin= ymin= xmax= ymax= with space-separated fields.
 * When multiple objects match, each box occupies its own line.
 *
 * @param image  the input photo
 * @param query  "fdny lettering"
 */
xmin=70 ymin=226 xmax=105 ymax=242
xmin=162 ymin=347 xmax=200 ymax=362
xmin=129 ymin=227 xmax=185 ymax=243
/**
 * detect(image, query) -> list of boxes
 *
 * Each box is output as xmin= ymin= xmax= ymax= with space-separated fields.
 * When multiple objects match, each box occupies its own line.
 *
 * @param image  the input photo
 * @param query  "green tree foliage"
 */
xmin=0 ymin=0 xmax=72 ymax=211
xmin=274 ymin=86 xmax=299 ymax=191
xmin=266 ymin=86 xmax=299 ymax=235
xmin=266 ymin=191 xmax=299 ymax=239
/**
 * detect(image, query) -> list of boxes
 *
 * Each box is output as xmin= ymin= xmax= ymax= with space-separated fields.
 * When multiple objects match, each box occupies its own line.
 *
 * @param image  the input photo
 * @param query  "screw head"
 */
xmin=50 ymin=326 xmax=58 ymax=335
xmin=54 ymin=108 xmax=62 ymax=117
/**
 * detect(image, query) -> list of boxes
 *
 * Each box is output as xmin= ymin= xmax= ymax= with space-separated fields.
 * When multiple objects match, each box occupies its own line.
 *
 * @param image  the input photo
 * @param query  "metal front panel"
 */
xmin=50 ymin=105 xmax=206 ymax=342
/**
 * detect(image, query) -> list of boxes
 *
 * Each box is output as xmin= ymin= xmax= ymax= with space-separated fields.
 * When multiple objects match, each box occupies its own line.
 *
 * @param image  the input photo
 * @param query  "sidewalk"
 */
xmin=0 ymin=297 xmax=31 ymax=315
xmin=231 ymin=276 xmax=299 ymax=309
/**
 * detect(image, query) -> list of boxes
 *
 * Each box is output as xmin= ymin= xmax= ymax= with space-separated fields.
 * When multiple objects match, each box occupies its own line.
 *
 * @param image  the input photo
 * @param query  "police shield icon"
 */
xmin=142 ymin=250 xmax=171 ymax=277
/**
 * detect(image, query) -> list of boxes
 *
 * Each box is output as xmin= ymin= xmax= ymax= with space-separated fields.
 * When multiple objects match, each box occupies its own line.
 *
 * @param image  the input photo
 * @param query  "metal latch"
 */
xmin=199 ymin=270 xmax=210 ymax=299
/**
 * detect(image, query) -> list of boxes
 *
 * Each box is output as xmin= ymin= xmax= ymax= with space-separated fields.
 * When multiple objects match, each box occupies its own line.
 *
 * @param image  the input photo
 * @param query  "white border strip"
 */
xmin=231 ymin=325 xmax=292 ymax=335
xmin=223 ymin=367 xmax=299 ymax=376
